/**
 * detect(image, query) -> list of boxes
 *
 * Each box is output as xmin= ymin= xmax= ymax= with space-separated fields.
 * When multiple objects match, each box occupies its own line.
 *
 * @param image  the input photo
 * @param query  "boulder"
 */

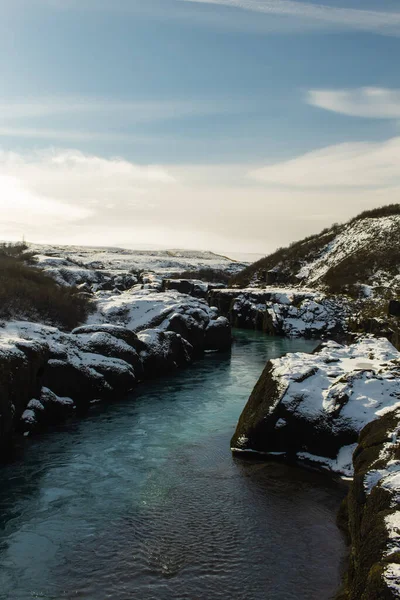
xmin=72 ymin=324 xmax=145 ymax=352
xmin=74 ymin=331 xmax=143 ymax=376
xmin=167 ymin=313 xmax=206 ymax=355
xmin=231 ymin=337 xmax=400 ymax=470
xmin=43 ymin=359 xmax=108 ymax=411
xmin=204 ymin=317 xmax=231 ymax=351
xmin=138 ymin=329 xmax=193 ymax=378
xmin=338 ymin=410 xmax=400 ymax=599
xmin=18 ymin=387 xmax=75 ymax=433
xmin=0 ymin=338 xmax=48 ymax=452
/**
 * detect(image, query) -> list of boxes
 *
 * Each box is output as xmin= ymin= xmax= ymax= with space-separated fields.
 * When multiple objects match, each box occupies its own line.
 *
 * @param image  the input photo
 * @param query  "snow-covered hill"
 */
xmin=28 ymin=243 xmax=245 ymax=281
xmin=232 ymin=205 xmax=400 ymax=295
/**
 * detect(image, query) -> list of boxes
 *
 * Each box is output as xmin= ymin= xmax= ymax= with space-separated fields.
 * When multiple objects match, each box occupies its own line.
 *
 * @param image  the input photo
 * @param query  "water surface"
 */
xmin=0 ymin=331 xmax=345 ymax=600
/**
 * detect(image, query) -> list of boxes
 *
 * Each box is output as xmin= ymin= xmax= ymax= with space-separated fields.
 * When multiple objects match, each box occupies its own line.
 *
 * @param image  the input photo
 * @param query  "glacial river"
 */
xmin=0 ymin=330 xmax=346 ymax=600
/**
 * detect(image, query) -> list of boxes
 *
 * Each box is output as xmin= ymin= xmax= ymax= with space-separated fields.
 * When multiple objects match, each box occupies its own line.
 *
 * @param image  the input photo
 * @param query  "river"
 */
xmin=0 ymin=330 xmax=346 ymax=600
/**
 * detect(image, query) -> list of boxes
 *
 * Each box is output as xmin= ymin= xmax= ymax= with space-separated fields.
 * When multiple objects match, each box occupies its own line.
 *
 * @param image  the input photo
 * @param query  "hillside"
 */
xmin=231 ymin=205 xmax=400 ymax=295
xmin=28 ymin=244 xmax=245 ymax=281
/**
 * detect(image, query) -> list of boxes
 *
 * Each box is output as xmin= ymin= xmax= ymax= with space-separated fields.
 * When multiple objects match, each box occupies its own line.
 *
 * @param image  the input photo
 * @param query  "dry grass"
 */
xmin=0 ymin=243 xmax=94 ymax=330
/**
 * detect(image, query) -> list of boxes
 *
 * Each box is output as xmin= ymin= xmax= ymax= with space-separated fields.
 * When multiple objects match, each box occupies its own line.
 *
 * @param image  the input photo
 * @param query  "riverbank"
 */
xmin=0 ymin=331 xmax=344 ymax=600
xmin=0 ymin=288 xmax=231 ymax=455
xmin=231 ymin=335 xmax=400 ymax=599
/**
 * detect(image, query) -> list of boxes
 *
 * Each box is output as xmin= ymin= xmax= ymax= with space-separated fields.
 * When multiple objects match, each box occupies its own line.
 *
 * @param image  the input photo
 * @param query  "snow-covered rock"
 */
xmin=339 ymin=408 xmax=400 ymax=599
xmin=0 ymin=285 xmax=231 ymax=444
xmin=231 ymin=336 xmax=400 ymax=475
xmin=210 ymin=287 xmax=349 ymax=338
xmin=0 ymin=336 xmax=48 ymax=451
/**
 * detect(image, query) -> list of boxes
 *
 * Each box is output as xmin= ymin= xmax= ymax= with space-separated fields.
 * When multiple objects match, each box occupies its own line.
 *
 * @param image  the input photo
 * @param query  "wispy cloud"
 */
xmin=0 ymin=97 xmax=236 ymax=122
xmin=0 ymin=126 xmax=159 ymax=143
xmin=181 ymin=0 xmax=400 ymax=35
xmin=307 ymin=87 xmax=400 ymax=119
xmin=250 ymin=137 xmax=400 ymax=188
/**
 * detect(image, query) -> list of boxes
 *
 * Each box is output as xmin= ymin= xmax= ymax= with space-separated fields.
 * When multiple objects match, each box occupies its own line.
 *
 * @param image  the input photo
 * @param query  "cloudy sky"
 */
xmin=1 ymin=0 xmax=400 ymax=255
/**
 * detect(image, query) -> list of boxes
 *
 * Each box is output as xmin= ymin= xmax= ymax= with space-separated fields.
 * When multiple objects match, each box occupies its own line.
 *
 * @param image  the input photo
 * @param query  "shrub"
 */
xmin=350 ymin=203 xmax=400 ymax=223
xmin=230 ymin=226 xmax=343 ymax=288
xmin=0 ymin=243 xmax=94 ymax=330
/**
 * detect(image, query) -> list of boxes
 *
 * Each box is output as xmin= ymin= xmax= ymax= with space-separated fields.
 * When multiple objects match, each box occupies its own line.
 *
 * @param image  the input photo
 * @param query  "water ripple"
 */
xmin=0 ymin=332 xmax=345 ymax=600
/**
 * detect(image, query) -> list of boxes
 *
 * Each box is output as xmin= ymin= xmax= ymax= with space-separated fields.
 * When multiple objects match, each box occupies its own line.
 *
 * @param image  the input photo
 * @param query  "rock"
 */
xmin=204 ymin=317 xmax=231 ymax=351
xmin=339 ymin=410 xmax=400 ymax=599
xmin=72 ymin=324 xmax=145 ymax=352
xmin=167 ymin=313 xmax=206 ymax=355
xmin=18 ymin=387 xmax=75 ymax=433
xmin=0 ymin=338 xmax=48 ymax=452
xmin=43 ymin=353 xmax=136 ymax=411
xmin=231 ymin=336 xmax=400 ymax=469
xmin=389 ymin=300 xmax=400 ymax=317
xmin=164 ymin=279 xmax=194 ymax=295
xmin=74 ymin=331 xmax=143 ymax=376
xmin=138 ymin=329 xmax=193 ymax=378
xmin=163 ymin=279 xmax=209 ymax=299
xmin=43 ymin=359 xmax=108 ymax=411
xmin=209 ymin=287 xmax=349 ymax=338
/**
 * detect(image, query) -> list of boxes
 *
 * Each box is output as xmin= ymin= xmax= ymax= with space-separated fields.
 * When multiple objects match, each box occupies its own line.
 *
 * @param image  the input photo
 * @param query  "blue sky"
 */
xmin=1 ymin=0 xmax=400 ymax=254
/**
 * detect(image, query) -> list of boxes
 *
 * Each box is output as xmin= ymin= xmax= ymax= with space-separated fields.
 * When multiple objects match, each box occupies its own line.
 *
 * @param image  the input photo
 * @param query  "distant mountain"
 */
xmin=231 ymin=204 xmax=400 ymax=294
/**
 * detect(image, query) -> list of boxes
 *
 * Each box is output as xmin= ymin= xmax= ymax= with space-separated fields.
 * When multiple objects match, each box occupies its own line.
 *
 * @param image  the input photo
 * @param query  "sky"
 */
xmin=1 ymin=0 xmax=400 ymax=256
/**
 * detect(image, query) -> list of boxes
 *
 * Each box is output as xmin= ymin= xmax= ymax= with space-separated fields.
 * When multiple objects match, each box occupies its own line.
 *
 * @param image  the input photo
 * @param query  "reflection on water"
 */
xmin=0 ymin=331 xmax=345 ymax=600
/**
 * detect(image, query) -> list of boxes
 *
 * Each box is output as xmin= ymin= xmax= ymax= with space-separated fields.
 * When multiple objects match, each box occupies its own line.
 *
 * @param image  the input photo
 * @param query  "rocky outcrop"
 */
xmin=0 ymin=338 xmax=48 ymax=453
xmin=138 ymin=329 xmax=193 ymax=378
xmin=231 ymin=337 xmax=400 ymax=475
xmin=209 ymin=287 xmax=349 ymax=338
xmin=163 ymin=279 xmax=225 ymax=299
xmin=0 ymin=286 xmax=232 ymax=444
xmin=338 ymin=410 xmax=400 ymax=599
xmin=230 ymin=335 xmax=400 ymax=597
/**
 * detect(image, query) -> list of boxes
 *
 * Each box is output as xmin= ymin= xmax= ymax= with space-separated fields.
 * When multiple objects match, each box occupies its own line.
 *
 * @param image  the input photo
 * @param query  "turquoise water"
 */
xmin=0 ymin=331 xmax=345 ymax=600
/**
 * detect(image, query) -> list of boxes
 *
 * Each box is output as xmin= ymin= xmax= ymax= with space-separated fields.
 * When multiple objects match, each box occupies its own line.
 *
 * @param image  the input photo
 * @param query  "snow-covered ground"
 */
xmin=29 ymin=243 xmax=245 ymax=282
xmin=295 ymin=215 xmax=400 ymax=287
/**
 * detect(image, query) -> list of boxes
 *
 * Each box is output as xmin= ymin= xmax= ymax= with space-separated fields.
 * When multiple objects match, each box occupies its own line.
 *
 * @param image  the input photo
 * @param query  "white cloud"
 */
xmin=181 ymin=0 xmax=400 ymax=35
xmin=0 ymin=97 xmax=245 ymax=122
xmin=307 ymin=88 xmax=400 ymax=118
xmin=0 ymin=149 xmax=176 ymax=241
xmin=2 ymin=145 xmax=400 ymax=255
xmin=0 ymin=126 xmax=156 ymax=143
xmin=0 ymin=174 xmax=92 ymax=234
xmin=250 ymin=137 xmax=400 ymax=188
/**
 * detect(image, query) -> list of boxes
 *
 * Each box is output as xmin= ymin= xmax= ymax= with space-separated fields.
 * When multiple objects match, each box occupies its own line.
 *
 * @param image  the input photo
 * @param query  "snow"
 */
xmin=28 ymin=243 xmax=246 ymax=283
xmin=298 ymin=444 xmax=358 ymax=478
xmin=21 ymin=409 xmax=36 ymax=425
xmin=270 ymin=337 xmax=400 ymax=436
xmin=384 ymin=564 xmax=400 ymax=598
xmin=234 ymin=336 xmax=400 ymax=477
xmin=216 ymin=287 xmax=348 ymax=337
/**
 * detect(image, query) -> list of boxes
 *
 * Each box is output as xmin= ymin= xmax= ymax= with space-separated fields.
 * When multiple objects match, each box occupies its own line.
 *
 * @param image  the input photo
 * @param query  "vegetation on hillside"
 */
xmin=230 ymin=203 xmax=400 ymax=291
xmin=349 ymin=203 xmax=400 ymax=223
xmin=0 ymin=243 xmax=94 ymax=330
xmin=230 ymin=225 xmax=343 ymax=288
